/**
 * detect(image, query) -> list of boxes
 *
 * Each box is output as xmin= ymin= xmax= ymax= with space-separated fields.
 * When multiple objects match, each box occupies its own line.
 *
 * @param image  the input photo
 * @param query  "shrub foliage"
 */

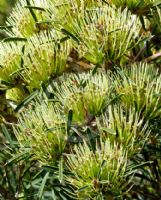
xmin=0 ymin=0 xmax=161 ymax=199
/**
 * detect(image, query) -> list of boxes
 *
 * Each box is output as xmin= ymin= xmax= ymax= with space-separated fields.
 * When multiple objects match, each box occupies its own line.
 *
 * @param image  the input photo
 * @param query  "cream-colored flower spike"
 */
xmin=53 ymin=71 xmax=110 ymax=123
xmin=66 ymin=139 xmax=128 ymax=198
xmin=22 ymin=30 xmax=71 ymax=89
xmin=5 ymin=0 xmax=48 ymax=38
xmin=61 ymin=4 xmax=141 ymax=64
xmin=96 ymin=105 xmax=150 ymax=157
xmin=14 ymin=100 xmax=67 ymax=165
xmin=0 ymin=41 xmax=24 ymax=85
xmin=114 ymin=63 xmax=161 ymax=120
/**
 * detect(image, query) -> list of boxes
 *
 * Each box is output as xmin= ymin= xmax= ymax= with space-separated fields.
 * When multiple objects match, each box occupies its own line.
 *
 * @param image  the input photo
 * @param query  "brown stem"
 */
xmin=0 ymin=187 xmax=16 ymax=200
xmin=145 ymin=52 xmax=161 ymax=63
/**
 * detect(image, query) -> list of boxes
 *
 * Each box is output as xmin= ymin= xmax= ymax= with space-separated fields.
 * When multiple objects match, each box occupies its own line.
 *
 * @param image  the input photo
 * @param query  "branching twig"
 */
xmin=67 ymin=57 xmax=92 ymax=70
xmin=145 ymin=52 xmax=161 ymax=63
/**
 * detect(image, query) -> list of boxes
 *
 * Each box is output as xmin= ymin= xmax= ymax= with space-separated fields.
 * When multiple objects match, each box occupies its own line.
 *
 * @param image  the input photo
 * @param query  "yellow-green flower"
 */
xmin=66 ymin=139 xmax=128 ymax=199
xmin=14 ymin=101 xmax=67 ymax=165
xmin=0 ymin=41 xmax=23 ymax=86
xmin=54 ymin=71 xmax=110 ymax=123
xmin=22 ymin=30 xmax=71 ymax=89
xmin=5 ymin=0 xmax=48 ymax=37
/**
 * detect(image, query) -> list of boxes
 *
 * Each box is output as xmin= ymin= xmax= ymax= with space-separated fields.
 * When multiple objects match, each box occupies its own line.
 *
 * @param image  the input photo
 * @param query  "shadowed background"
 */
xmin=0 ymin=0 xmax=17 ymax=38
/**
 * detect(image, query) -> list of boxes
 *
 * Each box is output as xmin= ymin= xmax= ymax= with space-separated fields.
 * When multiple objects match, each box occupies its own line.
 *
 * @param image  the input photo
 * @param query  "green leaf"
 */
xmin=77 ymin=185 xmax=89 ymax=192
xmin=102 ymin=94 xmax=124 ymax=113
xmin=59 ymin=193 xmax=68 ymax=200
xmin=51 ymin=189 xmax=56 ymax=200
xmin=5 ymin=151 xmax=31 ymax=166
xmin=92 ymin=63 xmax=100 ymax=75
xmin=0 ymin=25 xmax=13 ymax=29
xmin=45 ymin=126 xmax=65 ymax=133
xmin=14 ymin=90 xmax=39 ymax=112
xmin=67 ymin=110 xmax=73 ymax=134
xmin=9 ymin=68 xmax=24 ymax=77
xmin=32 ymin=169 xmax=44 ymax=180
xmin=86 ymin=128 xmax=97 ymax=151
xmin=42 ymin=82 xmax=53 ymax=99
xmin=26 ymin=0 xmax=38 ymax=22
xmin=42 ymin=165 xmax=59 ymax=172
xmin=139 ymin=16 xmax=146 ymax=31
xmin=134 ymin=173 xmax=156 ymax=183
xmin=102 ymin=0 xmax=108 ymax=4
xmin=1 ymin=124 xmax=15 ymax=150
xmin=108 ymin=28 xmax=121 ymax=34
xmin=21 ymin=45 xmax=25 ymax=67
xmin=43 ymin=165 xmax=73 ymax=175
xmin=38 ymin=172 xmax=49 ymax=200
xmin=100 ymin=127 xmax=116 ymax=135
xmin=0 ymin=79 xmax=14 ymax=87
xmin=59 ymin=157 xmax=63 ymax=184
xmin=3 ymin=37 xmax=27 ymax=42
xmin=97 ymin=160 xmax=106 ymax=179
xmin=25 ymin=5 xmax=46 ymax=11
xmin=126 ymin=161 xmax=154 ymax=176
xmin=60 ymin=36 xmax=69 ymax=43
xmin=61 ymin=29 xmax=80 ymax=43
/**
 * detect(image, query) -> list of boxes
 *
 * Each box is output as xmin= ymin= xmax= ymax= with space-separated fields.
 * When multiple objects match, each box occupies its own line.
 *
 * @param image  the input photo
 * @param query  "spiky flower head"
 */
xmin=0 ymin=41 xmax=24 ymax=88
xmin=5 ymin=0 xmax=48 ymax=38
xmin=61 ymin=5 xmax=141 ymax=64
xmin=65 ymin=139 xmax=128 ymax=199
xmin=114 ymin=63 xmax=161 ymax=120
xmin=14 ymin=100 xmax=67 ymax=165
xmin=22 ymin=30 xmax=71 ymax=90
xmin=97 ymin=105 xmax=150 ymax=157
xmin=54 ymin=71 xmax=111 ymax=123
xmin=46 ymin=0 xmax=104 ymax=37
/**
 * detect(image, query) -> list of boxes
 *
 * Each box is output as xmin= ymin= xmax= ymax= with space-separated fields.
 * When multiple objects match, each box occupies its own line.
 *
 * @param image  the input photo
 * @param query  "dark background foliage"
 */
xmin=0 ymin=0 xmax=17 ymax=38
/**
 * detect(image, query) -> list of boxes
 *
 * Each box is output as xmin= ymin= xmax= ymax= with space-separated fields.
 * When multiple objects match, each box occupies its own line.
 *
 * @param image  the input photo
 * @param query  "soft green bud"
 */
xmin=6 ymin=87 xmax=27 ymax=102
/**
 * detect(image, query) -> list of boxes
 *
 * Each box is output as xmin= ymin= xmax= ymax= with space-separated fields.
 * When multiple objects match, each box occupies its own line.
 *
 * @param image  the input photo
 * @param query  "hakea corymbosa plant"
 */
xmin=5 ymin=0 xmax=48 ymax=38
xmin=60 ymin=5 xmax=141 ymax=64
xmin=22 ymin=30 xmax=71 ymax=90
xmin=114 ymin=63 xmax=161 ymax=120
xmin=53 ymin=71 xmax=112 ymax=123
xmin=0 ymin=41 xmax=24 ymax=87
xmin=96 ymin=106 xmax=150 ymax=157
xmin=65 ymin=139 xmax=128 ymax=199
xmin=14 ymin=100 xmax=67 ymax=165
xmin=0 ymin=0 xmax=161 ymax=199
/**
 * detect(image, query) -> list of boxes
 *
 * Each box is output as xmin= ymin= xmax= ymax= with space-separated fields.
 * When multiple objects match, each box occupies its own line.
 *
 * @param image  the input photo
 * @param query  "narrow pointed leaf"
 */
xmin=67 ymin=110 xmax=73 ymax=134
xmin=15 ymin=90 xmax=39 ymax=112
xmin=1 ymin=124 xmax=15 ymax=150
xmin=38 ymin=172 xmax=49 ymax=199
